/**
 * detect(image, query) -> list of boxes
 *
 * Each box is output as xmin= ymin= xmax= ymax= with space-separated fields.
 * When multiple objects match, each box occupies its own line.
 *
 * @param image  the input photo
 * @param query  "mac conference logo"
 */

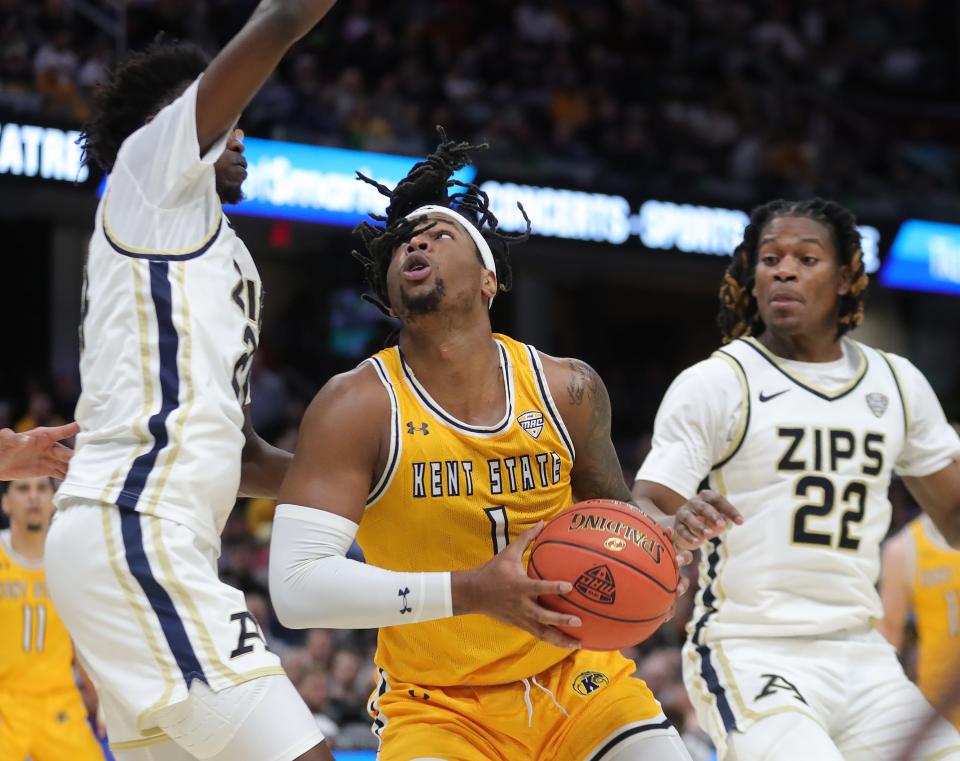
xmin=865 ymin=392 xmax=889 ymax=418
xmin=517 ymin=410 xmax=544 ymax=439
xmin=575 ymin=564 xmax=616 ymax=604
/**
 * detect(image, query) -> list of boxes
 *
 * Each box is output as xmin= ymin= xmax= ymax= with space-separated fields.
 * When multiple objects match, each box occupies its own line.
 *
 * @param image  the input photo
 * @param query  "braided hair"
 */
xmin=352 ymin=127 xmax=530 ymax=315
xmin=80 ymin=39 xmax=210 ymax=172
xmin=717 ymin=198 xmax=869 ymax=343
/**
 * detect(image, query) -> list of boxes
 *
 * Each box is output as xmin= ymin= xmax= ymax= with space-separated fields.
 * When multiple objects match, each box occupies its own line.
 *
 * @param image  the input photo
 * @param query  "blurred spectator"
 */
xmin=15 ymin=389 xmax=65 ymax=432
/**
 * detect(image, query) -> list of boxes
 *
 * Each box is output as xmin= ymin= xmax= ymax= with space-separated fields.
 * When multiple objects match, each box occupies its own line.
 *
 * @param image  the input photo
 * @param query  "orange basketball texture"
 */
xmin=527 ymin=500 xmax=679 ymax=651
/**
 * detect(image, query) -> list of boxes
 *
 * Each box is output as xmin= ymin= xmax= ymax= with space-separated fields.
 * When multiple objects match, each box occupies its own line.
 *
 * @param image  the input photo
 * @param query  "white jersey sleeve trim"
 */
xmin=883 ymin=352 xmax=960 ymax=477
xmin=526 ymin=346 xmax=575 ymax=461
xmin=710 ymin=350 xmax=751 ymax=470
xmin=365 ymin=357 xmax=402 ymax=507
xmin=101 ymin=197 xmax=223 ymax=260
xmin=635 ymin=356 xmax=743 ymax=500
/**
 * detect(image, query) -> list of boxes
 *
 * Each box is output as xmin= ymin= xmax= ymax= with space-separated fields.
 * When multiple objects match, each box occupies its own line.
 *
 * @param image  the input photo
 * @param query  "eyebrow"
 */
xmin=760 ymin=235 xmax=825 ymax=247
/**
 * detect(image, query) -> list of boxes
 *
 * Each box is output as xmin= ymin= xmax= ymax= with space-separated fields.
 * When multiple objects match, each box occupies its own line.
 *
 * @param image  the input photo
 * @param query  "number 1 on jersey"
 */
xmin=22 ymin=603 xmax=47 ymax=653
xmin=484 ymin=506 xmax=509 ymax=556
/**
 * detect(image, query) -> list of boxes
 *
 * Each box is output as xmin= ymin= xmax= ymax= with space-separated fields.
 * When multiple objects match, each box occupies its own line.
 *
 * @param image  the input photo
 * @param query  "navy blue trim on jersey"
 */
xmin=697 ymin=643 xmax=737 ymax=732
xmin=878 ymin=352 xmax=909 ymax=439
xmin=690 ymin=536 xmax=737 ymax=732
xmin=117 ymin=262 xmax=180 ymax=510
xmin=370 ymin=668 xmax=389 ymax=740
xmin=712 ymin=350 xmax=751 ymax=471
xmin=367 ymin=357 xmax=401 ymax=505
xmin=119 ymin=507 xmax=208 ymax=687
xmin=590 ymin=719 xmax=673 ymax=760
xmin=398 ymin=342 xmax=514 ymax=435
xmin=691 ymin=537 xmax=721 ymax=645
xmin=103 ymin=210 xmax=222 ymax=261
xmin=526 ymin=344 xmax=575 ymax=458
xmin=740 ymin=338 xmax=868 ymax=402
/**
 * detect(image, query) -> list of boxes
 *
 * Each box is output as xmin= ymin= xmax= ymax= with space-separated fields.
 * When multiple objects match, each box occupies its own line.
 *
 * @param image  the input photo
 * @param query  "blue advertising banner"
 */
xmin=880 ymin=219 xmax=960 ymax=296
xmin=223 ymin=137 xmax=476 ymax=226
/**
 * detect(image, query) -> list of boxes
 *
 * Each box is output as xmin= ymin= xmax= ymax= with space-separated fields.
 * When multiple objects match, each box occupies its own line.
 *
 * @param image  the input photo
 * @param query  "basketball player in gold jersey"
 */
xmin=879 ymin=513 xmax=960 ymax=728
xmin=0 ymin=476 xmax=105 ymax=761
xmin=268 ymin=133 xmax=693 ymax=761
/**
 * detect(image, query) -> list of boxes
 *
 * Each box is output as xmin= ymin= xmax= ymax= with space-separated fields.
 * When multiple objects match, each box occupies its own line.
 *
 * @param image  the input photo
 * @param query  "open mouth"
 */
xmin=402 ymin=253 xmax=432 ymax=282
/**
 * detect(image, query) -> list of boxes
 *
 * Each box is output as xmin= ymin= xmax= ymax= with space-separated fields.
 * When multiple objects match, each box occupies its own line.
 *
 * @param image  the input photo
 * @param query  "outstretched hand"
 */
xmin=673 ymin=489 xmax=743 ymax=550
xmin=0 ymin=423 xmax=79 ymax=481
xmin=453 ymin=521 xmax=582 ymax=650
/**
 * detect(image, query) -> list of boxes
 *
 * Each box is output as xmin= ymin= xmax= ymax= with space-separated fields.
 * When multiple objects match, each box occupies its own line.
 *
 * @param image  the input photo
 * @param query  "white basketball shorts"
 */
xmin=683 ymin=628 xmax=960 ymax=761
xmin=45 ymin=498 xmax=320 ymax=757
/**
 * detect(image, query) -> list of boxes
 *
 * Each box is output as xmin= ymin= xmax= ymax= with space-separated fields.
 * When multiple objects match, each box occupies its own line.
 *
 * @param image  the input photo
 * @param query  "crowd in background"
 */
xmin=1 ymin=0 xmax=959 ymax=217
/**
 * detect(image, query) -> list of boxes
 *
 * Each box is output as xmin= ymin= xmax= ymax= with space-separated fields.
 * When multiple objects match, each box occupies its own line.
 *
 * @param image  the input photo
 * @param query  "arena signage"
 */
xmin=91 ymin=133 xmax=885 ymax=272
xmin=485 ymin=181 xmax=881 ymax=273
xmin=224 ymin=137 xmax=476 ymax=226
xmin=0 ymin=121 xmax=89 ymax=183
xmin=880 ymin=219 xmax=960 ymax=296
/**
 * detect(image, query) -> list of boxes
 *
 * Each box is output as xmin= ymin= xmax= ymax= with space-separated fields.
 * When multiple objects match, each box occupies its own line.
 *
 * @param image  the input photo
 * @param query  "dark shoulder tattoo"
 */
xmin=567 ymin=359 xmax=597 ymax=406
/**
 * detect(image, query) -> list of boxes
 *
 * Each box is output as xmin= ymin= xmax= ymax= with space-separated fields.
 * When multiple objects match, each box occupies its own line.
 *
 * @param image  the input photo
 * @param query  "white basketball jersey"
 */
xmin=57 ymin=77 xmax=261 ymax=550
xmin=691 ymin=337 xmax=907 ymax=642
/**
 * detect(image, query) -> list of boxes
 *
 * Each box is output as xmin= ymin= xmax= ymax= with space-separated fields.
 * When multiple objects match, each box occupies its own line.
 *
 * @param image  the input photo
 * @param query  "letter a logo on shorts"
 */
xmin=754 ymin=673 xmax=808 ymax=704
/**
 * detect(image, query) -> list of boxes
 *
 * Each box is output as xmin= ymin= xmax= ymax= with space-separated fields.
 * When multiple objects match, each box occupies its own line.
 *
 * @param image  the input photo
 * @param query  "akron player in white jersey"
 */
xmin=43 ymin=3 xmax=339 ymax=761
xmin=633 ymin=199 xmax=960 ymax=761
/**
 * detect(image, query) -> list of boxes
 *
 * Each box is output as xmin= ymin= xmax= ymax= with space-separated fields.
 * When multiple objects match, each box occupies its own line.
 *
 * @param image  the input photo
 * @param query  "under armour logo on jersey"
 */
xmin=755 ymin=673 xmax=807 ymax=704
xmin=865 ymin=392 xmax=889 ymax=418
xmin=407 ymin=421 xmax=430 ymax=436
xmin=398 ymin=587 xmax=412 ymax=614
xmin=759 ymin=389 xmax=790 ymax=403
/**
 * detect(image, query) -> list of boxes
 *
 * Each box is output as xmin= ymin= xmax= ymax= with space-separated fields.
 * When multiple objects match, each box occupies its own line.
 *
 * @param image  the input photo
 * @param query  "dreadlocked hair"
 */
xmin=352 ymin=126 xmax=531 ymax=315
xmin=717 ymin=198 xmax=869 ymax=344
xmin=80 ymin=38 xmax=210 ymax=172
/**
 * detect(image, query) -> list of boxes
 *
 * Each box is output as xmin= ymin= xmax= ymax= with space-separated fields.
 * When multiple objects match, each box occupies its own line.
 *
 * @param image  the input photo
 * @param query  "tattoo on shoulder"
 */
xmin=567 ymin=359 xmax=595 ymax=406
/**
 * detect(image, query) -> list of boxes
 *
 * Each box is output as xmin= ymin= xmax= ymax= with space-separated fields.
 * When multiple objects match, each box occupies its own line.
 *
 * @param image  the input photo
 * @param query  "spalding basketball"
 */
xmin=527 ymin=499 xmax=679 ymax=651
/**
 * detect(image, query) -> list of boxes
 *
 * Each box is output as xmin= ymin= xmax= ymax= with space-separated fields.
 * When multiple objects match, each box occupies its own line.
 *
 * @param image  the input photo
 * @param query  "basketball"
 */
xmin=527 ymin=499 xmax=680 ymax=651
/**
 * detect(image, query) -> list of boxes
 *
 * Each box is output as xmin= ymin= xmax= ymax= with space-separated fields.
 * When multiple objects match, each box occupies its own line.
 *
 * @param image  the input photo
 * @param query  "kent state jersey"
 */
xmin=356 ymin=334 xmax=576 ymax=687
xmin=912 ymin=516 xmax=960 ymax=728
xmin=0 ymin=531 xmax=75 ymax=694
xmin=57 ymin=77 xmax=261 ymax=550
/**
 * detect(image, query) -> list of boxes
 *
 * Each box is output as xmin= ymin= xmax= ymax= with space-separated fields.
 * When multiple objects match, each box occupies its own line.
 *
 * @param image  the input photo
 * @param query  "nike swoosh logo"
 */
xmin=759 ymin=389 xmax=790 ymax=402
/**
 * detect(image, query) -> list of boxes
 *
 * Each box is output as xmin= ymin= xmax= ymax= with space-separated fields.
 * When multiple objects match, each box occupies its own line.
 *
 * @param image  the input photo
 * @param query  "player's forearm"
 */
xmin=239 ymin=436 xmax=292 ymax=498
xmin=268 ymin=504 xmax=452 ymax=629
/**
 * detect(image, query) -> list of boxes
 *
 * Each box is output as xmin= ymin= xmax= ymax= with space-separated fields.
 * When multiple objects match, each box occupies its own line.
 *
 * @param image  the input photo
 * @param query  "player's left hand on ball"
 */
xmin=673 ymin=490 xmax=742 ymax=551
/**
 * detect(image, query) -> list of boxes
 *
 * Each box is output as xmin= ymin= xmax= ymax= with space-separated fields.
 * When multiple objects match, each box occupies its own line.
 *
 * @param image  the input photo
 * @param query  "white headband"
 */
xmin=406 ymin=205 xmax=497 ymax=308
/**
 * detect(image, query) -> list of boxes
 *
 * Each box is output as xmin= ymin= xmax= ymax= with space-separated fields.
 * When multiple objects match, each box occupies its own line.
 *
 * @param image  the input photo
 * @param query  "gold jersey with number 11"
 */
xmin=357 ymin=334 xmax=576 ymax=687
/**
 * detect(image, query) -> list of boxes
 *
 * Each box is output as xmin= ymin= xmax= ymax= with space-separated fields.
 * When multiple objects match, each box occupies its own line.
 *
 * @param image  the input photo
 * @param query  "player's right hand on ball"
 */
xmin=673 ymin=490 xmax=743 ymax=550
xmin=452 ymin=521 xmax=582 ymax=650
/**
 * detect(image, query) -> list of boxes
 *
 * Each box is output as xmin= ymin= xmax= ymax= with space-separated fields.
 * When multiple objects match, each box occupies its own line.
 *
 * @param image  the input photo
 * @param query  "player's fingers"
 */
xmin=529 ymin=603 xmax=581 ymax=628
xmin=677 ymin=509 xmax=708 ymax=536
xmin=51 ymin=443 xmax=74 ymax=463
xmin=509 ymin=521 xmax=544 ymax=556
xmin=699 ymin=491 xmax=744 ymax=524
xmin=677 ymin=575 xmax=690 ymax=597
xmin=36 ymin=422 xmax=80 ymax=442
xmin=530 ymin=579 xmax=573 ymax=597
xmin=675 ymin=549 xmax=694 ymax=568
xmin=530 ymin=623 xmax=580 ymax=650
xmin=674 ymin=522 xmax=703 ymax=550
